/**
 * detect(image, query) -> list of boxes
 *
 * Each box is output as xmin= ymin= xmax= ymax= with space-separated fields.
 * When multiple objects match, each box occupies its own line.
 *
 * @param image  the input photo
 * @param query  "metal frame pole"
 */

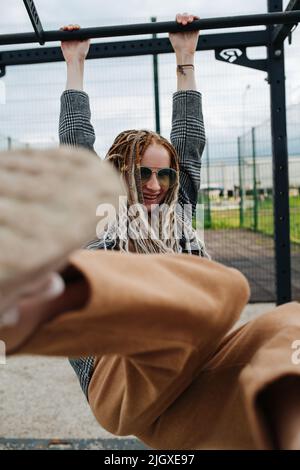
xmin=206 ymin=140 xmax=212 ymax=229
xmin=251 ymin=127 xmax=259 ymax=232
xmin=268 ymin=0 xmax=292 ymax=304
xmin=151 ymin=17 xmax=161 ymax=134
xmin=22 ymin=0 xmax=45 ymax=45
xmin=238 ymin=137 xmax=245 ymax=228
xmin=0 ymin=31 xmax=269 ymax=74
xmin=0 ymin=11 xmax=300 ymax=46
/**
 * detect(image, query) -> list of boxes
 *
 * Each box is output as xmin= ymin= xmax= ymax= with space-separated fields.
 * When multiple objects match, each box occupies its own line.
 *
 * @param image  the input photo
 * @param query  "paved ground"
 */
xmin=0 ymin=303 xmax=275 ymax=450
xmin=205 ymin=229 xmax=300 ymax=303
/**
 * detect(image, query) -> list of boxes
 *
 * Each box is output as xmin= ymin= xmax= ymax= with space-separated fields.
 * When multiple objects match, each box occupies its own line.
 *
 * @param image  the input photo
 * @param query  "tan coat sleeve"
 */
xmin=18 ymin=250 xmax=250 ymax=436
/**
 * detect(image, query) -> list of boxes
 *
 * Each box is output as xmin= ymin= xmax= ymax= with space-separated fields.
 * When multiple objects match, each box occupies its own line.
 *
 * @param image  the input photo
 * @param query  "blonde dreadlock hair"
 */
xmin=88 ymin=129 xmax=208 ymax=256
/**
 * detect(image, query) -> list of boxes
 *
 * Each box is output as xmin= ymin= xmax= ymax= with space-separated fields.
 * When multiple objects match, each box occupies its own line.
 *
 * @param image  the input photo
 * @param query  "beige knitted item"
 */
xmin=0 ymin=146 xmax=124 ymax=314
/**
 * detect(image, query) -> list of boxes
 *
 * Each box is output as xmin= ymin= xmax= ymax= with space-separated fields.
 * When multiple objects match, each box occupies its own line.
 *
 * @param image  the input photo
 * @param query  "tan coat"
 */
xmin=18 ymin=250 xmax=300 ymax=450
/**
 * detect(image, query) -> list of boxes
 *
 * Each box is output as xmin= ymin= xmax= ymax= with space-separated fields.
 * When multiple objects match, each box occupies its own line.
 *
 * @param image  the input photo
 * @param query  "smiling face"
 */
xmin=105 ymin=130 xmax=179 ymax=213
xmin=140 ymin=142 xmax=172 ymax=211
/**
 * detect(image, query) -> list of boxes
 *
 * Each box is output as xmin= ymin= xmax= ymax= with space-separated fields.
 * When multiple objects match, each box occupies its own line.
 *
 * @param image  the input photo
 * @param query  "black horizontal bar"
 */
xmin=272 ymin=0 xmax=300 ymax=44
xmin=0 ymin=31 xmax=269 ymax=67
xmin=0 ymin=11 xmax=299 ymax=46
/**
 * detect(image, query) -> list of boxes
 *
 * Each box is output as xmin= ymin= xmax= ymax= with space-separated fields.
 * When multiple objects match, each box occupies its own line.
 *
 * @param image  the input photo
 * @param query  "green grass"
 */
xmin=200 ymin=196 xmax=300 ymax=244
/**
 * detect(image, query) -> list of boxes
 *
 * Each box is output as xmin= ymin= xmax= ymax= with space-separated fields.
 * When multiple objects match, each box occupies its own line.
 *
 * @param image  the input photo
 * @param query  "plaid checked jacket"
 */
xmin=59 ymin=89 xmax=206 ymax=398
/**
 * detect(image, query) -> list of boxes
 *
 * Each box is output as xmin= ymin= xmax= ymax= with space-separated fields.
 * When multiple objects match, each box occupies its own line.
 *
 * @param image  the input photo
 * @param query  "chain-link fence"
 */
xmin=200 ymin=104 xmax=300 ymax=302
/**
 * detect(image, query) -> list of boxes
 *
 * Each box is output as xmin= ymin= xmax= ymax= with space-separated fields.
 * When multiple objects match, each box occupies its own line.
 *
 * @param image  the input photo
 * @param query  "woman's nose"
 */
xmin=145 ymin=173 xmax=161 ymax=192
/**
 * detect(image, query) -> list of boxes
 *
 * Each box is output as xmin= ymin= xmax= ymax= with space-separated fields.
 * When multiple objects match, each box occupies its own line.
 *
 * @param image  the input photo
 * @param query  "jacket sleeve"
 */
xmin=15 ymin=250 xmax=250 ymax=437
xmin=170 ymin=90 xmax=206 ymax=218
xmin=59 ymin=90 xmax=97 ymax=153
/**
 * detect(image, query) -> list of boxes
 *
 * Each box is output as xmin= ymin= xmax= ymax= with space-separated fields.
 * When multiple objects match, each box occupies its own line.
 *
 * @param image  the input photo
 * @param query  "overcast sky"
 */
xmin=0 ymin=0 xmax=293 ymax=29
xmin=0 ymin=0 xmax=299 ymax=162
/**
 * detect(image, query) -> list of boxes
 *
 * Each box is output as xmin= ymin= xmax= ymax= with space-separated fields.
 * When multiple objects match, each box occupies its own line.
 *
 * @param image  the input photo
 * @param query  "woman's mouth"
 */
xmin=144 ymin=195 xmax=160 ymax=202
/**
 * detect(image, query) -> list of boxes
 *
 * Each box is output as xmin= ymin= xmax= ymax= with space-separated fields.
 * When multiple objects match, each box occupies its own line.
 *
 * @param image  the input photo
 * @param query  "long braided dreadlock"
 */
xmin=87 ymin=129 xmax=208 ymax=256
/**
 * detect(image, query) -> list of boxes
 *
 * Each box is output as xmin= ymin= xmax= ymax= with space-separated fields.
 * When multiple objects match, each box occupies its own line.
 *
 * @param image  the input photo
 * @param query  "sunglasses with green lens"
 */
xmin=140 ymin=166 xmax=177 ymax=189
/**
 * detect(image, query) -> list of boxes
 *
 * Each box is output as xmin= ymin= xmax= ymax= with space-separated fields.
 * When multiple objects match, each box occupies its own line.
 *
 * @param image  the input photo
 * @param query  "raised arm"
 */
xmin=59 ymin=25 xmax=96 ymax=153
xmin=169 ymin=14 xmax=206 ymax=216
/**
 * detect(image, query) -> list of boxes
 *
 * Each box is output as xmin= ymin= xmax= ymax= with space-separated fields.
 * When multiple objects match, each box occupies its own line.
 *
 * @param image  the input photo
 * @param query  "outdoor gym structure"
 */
xmin=0 ymin=0 xmax=299 ymax=305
